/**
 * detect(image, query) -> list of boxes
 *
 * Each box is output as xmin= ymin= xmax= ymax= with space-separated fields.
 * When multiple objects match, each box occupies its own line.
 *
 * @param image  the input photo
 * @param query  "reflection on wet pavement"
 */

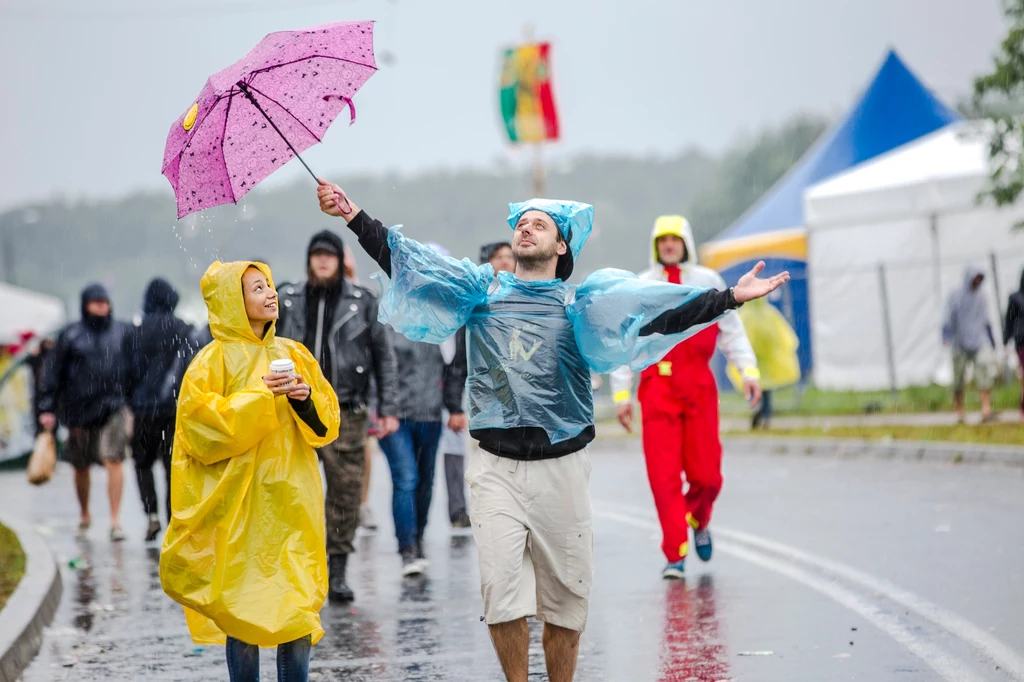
xmin=7 ymin=443 xmax=1020 ymax=680
xmin=658 ymin=576 xmax=730 ymax=681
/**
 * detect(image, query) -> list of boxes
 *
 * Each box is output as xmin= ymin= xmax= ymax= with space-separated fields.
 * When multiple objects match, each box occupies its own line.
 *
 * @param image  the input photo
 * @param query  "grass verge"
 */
xmin=728 ymin=423 xmax=1024 ymax=446
xmin=0 ymin=522 xmax=26 ymax=612
xmin=718 ymin=383 xmax=1021 ymax=417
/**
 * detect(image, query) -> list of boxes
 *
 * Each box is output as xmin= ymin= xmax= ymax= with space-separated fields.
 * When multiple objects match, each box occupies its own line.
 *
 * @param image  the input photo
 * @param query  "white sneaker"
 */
xmin=360 ymin=505 xmax=378 ymax=531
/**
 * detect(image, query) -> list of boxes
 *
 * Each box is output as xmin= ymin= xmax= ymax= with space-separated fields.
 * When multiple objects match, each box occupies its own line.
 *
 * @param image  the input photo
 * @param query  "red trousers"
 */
xmin=638 ymin=328 xmax=723 ymax=563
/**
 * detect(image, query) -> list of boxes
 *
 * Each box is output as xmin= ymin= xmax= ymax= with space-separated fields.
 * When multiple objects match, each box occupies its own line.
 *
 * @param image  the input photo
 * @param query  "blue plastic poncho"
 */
xmin=377 ymin=200 xmax=723 ymax=443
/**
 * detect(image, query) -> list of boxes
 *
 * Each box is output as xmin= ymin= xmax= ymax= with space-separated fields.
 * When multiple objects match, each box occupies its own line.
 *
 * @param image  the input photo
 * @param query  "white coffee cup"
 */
xmin=269 ymin=359 xmax=296 ymax=385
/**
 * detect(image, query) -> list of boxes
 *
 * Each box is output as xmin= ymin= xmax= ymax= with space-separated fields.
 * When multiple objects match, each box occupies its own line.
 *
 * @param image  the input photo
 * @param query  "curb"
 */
xmin=0 ymin=512 xmax=62 ymax=682
xmin=721 ymin=436 xmax=1024 ymax=466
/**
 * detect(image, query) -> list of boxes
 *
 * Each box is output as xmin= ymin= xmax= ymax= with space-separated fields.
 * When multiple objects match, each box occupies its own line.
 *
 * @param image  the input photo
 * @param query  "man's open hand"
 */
xmin=734 ymin=261 xmax=790 ymax=304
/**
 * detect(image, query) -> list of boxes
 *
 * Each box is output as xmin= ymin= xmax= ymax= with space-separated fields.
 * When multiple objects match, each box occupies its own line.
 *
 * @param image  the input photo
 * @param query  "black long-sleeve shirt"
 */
xmin=342 ymin=210 xmax=739 ymax=459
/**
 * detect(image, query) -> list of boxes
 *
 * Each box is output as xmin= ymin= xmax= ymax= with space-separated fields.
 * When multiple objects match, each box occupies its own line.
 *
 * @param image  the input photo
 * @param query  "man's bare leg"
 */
xmin=74 ymin=468 xmax=91 ymax=528
xmin=543 ymin=623 xmax=581 ymax=682
xmin=104 ymin=460 xmax=124 ymax=528
xmin=954 ymin=392 xmax=965 ymax=423
xmin=488 ymin=618 xmax=529 ymax=682
xmin=981 ymin=390 xmax=993 ymax=420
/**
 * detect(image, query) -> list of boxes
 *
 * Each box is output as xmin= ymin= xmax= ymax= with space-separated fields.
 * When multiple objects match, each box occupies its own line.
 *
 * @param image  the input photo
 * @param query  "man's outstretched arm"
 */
xmin=639 ymin=287 xmax=739 ymax=336
xmin=640 ymin=262 xmax=788 ymax=336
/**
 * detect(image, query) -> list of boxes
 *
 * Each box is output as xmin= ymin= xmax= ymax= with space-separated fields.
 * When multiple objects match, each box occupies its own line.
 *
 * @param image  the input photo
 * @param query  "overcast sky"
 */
xmin=0 ymin=0 xmax=1007 ymax=210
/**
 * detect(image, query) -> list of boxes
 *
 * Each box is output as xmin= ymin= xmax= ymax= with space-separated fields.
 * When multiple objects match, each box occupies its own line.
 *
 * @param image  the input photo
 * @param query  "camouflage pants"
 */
xmin=320 ymin=406 xmax=369 ymax=557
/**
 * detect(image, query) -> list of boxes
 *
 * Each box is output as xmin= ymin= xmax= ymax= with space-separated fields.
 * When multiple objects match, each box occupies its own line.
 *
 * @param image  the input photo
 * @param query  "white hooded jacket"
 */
xmin=609 ymin=216 xmax=757 ymax=404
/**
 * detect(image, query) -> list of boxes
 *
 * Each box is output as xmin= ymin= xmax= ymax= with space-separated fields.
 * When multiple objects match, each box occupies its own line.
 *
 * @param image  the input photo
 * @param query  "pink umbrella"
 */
xmin=162 ymin=21 xmax=376 ymax=219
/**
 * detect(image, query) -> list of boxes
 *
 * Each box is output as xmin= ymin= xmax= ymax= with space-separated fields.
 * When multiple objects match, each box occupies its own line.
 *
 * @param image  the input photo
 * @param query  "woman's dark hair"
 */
xmin=479 ymin=241 xmax=512 ymax=265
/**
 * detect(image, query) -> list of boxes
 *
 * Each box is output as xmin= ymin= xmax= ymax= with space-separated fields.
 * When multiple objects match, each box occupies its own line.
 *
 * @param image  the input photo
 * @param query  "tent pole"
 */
xmin=929 ymin=213 xmax=941 ymax=305
xmin=877 ymin=264 xmax=898 ymax=402
xmin=989 ymin=251 xmax=1003 ymax=323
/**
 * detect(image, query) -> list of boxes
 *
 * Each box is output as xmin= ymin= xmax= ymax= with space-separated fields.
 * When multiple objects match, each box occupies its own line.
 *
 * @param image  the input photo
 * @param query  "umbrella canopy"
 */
xmin=162 ymin=21 xmax=376 ymax=219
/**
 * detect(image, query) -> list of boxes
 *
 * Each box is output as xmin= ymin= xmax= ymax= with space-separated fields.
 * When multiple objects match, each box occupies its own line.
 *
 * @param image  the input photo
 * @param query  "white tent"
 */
xmin=0 ymin=282 xmax=66 ymax=344
xmin=804 ymin=122 xmax=1024 ymax=390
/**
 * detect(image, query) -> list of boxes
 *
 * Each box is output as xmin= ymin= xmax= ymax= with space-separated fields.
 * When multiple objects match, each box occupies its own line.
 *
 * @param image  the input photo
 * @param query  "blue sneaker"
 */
xmin=661 ymin=559 xmax=686 ymax=579
xmin=694 ymin=527 xmax=713 ymax=562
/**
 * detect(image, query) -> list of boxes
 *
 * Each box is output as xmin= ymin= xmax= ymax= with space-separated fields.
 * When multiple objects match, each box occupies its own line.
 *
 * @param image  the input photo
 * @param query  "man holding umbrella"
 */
xmin=315 ymin=181 xmax=788 ymax=682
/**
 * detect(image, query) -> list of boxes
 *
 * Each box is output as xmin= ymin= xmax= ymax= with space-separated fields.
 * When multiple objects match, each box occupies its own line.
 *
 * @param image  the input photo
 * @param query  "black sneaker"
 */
xmin=414 ymin=541 xmax=429 ymax=570
xmin=401 ymin=547 xmax=423 ymax=577
xmin=451 ymin=511 xmax=472 ymax=529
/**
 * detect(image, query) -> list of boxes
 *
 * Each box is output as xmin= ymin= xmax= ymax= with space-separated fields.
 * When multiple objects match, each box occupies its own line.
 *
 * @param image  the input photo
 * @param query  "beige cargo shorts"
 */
xmin=465 ymin=448 xmax=594 ymax=632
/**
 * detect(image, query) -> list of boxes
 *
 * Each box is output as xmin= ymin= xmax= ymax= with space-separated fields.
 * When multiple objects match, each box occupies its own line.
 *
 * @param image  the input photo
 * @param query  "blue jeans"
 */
xmin=378 ymin=420 xmax=443 ymax=551
xmin=226 ymin=635 xmax=311 ymax=682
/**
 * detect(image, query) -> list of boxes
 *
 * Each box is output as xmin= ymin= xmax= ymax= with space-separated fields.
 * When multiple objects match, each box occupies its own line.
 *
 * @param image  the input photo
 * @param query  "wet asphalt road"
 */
xmin=3 ymin=438 xmax=1024 ymax=681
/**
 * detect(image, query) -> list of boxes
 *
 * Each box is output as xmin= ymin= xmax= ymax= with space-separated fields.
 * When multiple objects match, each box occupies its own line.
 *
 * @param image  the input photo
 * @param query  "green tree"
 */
xmin=690 ymin=116 xmax=828 ymax=241
xmin=973 ymin=0 xmax=1024 ymax=209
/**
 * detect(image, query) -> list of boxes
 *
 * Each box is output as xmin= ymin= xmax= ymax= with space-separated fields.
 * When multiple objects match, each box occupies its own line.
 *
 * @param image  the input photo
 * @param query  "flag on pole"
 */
xmin=499 ymin=42 xmax=560 ymax=144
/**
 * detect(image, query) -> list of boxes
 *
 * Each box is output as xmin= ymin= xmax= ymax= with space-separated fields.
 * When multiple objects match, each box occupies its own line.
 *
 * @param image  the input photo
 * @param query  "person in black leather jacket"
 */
xmin=38 ymin=284 xmax=134 ymax=541
xmin=128 ymin=278 xmax=197 ymax=541
xmin=278 ymin=230 xmax=399 ymax=603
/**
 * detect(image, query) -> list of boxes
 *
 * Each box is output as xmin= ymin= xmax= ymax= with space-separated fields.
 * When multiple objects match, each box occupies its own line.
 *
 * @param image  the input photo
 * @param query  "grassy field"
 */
xmin=728 ymin=423 xmax=1024 ymax=446
xmin=717 ymin=382 xmax=1022 ymax=417
xmin=0 ymin=522 xmax=26 ymax=612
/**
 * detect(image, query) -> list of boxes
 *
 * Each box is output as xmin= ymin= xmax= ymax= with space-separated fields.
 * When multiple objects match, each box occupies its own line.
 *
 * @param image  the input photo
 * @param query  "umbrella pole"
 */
xmin=237 ymin=81 xmax=319 ymax=184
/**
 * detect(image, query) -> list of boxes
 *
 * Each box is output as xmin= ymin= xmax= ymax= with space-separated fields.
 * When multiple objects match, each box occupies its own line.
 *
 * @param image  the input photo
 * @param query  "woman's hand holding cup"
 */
xmin=265 ymin=358 xmax=300 ymax=396
xmin=263 ymin=372 xmax=297 ymax=395
xmin=285 ymin=376 xmax=311 ymax=401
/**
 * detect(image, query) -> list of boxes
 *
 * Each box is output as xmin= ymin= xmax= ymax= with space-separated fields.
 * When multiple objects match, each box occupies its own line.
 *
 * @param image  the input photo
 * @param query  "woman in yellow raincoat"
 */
xmin=727 ymin=297 xmax=801 ymax=429
xmin=160 ymin=261 xmax=340 ymax=682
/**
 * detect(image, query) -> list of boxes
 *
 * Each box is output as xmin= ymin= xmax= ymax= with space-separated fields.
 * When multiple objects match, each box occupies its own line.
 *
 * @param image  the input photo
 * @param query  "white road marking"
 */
xmin=594 ymin=506 xmax=998 ymax=682
xmin=598 ymin=498 xmax=1024 ymax=679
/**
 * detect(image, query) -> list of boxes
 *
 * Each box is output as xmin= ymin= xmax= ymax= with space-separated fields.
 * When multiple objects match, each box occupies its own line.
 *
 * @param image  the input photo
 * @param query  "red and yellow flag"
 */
xmin=499 ymin=42 xmax=560 ymax=144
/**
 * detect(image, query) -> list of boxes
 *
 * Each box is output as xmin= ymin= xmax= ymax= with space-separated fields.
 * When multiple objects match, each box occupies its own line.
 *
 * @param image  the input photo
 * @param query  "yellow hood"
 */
xmin=651 ymin=215 xmax=699 ymax=270
xmin=201 ymin=260 xmax=275 ymax=344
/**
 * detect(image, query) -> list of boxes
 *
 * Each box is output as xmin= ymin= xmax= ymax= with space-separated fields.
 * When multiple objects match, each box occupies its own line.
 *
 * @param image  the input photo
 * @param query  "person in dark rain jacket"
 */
xmin=128 ymin=277 xmax=197 ymax=541
xmin=38 ymin=283 xmax=134 ymax=541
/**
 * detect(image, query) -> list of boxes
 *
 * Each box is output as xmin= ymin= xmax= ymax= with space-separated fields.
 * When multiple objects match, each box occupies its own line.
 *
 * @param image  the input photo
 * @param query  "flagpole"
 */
xmin=533 ymin=142 xmax=546 ymax=197
xmin=524 ymin=23 xmax=546 ymax=198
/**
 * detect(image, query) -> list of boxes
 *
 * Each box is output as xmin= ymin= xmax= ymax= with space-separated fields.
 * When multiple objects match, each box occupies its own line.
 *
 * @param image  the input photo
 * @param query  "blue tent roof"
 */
xmin=711 ymin=50 xmax=961 ymax=243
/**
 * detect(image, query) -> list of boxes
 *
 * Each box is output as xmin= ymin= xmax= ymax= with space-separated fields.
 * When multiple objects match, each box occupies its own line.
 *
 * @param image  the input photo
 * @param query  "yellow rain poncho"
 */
xmin=159 ymin=261 xmax=340 ymax=647
xmin=727 ymin=298 xmax=801 ymax=391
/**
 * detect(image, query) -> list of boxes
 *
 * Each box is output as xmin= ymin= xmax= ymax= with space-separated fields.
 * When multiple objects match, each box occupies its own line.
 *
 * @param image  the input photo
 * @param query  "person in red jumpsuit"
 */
xmin=610 ymin=216 xmax=761 ymax=578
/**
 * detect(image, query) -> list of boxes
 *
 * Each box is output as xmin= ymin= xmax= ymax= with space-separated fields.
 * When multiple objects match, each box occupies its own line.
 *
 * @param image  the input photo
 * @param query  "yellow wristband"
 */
xmin=613 ymin=390 xmax=632 ymax=404
xmin=741 ymin=367 xmax=761 ymax=381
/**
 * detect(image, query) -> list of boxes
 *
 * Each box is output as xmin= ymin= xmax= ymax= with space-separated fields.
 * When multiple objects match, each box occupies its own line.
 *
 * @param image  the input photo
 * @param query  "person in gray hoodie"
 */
xmin=377 ymin=242 xmax=468 ymax=576
xmin=942 ymin=264 xmax=997 ymax=423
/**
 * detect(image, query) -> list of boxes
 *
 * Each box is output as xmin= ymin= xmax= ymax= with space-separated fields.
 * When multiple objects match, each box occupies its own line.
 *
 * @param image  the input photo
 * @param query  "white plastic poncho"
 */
xmin=376 ymin=200 xmax=725 ymax=444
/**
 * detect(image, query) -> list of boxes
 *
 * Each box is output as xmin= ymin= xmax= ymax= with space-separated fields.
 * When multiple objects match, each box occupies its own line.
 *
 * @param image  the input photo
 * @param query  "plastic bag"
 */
xmin=26 ymin=432 xmax=56 ymax=485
